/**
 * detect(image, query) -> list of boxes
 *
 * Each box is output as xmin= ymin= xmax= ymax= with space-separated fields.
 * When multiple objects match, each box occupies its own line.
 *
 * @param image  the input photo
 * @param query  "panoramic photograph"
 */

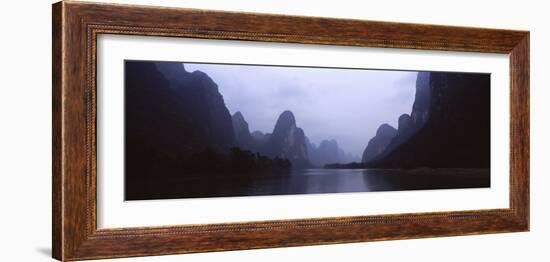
xmin=124 ymin=60 xmax=491 ymax=201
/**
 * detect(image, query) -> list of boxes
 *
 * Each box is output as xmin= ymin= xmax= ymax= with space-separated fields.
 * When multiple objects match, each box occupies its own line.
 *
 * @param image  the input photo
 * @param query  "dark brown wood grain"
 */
xmin=52 ymin=2 xmax=63 ymax=260
xmin=509 ymin=35 xmax=530 ymax=225
xmin=52 ymin=1 xmax=530 ymax=261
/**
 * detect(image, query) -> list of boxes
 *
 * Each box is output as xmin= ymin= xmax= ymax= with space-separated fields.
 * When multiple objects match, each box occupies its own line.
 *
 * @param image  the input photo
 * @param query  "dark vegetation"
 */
xmin=185 ymin=147 xmax=291 ymax=175
xmin=324 ymin=162 xmax=365 ymax=169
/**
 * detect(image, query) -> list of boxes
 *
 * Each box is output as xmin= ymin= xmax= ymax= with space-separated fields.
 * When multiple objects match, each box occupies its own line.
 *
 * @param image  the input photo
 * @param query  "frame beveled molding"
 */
xmin=52 ymin=1 xmax=529 ymax=261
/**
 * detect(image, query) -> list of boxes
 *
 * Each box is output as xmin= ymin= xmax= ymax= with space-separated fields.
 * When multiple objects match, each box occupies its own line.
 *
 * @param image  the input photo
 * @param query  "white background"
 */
xmin=0 ymin=0 xmax=547 ymax=261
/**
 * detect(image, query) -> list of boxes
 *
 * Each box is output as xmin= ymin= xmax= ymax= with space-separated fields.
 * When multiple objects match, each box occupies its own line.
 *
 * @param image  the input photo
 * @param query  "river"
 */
xmin=126 ymin=168 xmax=490 ymax=200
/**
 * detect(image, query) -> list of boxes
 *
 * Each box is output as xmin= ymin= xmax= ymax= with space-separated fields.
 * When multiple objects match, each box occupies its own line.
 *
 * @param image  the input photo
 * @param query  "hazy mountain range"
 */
xmin=361 ymin=71 xmax=490 ymax=168
xmin=125 ymin=61 xmax=360 ymax=178
xmin=126 ymin=61 xmax=490 ymax=175
xmin=232 ymin=110 xmax=361 ymax=168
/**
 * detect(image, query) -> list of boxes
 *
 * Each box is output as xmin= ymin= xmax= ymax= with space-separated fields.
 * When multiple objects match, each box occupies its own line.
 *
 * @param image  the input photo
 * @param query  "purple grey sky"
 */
xmin=184 ymin=63 xmax=418 ymax=157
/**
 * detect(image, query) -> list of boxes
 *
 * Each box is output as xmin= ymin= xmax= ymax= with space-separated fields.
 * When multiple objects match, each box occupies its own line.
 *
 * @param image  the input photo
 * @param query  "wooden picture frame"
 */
xmin=52 ymin=1 xmax=529 ymax=261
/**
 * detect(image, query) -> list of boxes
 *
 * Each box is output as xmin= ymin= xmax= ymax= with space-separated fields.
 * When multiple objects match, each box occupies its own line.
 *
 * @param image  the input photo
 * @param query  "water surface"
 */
xmin=125 ymin=168 xmax=490 ymax=201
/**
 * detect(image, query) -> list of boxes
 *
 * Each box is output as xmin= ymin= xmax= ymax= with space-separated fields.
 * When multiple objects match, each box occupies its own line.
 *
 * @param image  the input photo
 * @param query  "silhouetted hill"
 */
xmin=338 ymin=149 xmax=360 ymax=164
xmin=366 ymin=72 xmax=490 ymax=168
xmin=361 ymin=124 xmax=397 ymax=162
xmin=362 ymin=72 xmax=432 ymax=163
xmin=263 ymin=111 xmax=311 ymax=168
xmin=411 ymin=72 xmax=431 ymax=126
xmin=307 ymin=138 xmax=359 ymax=166
xmin=232 ymin=111 xmax=255 ymax=151
xmin=125 ymin=61 xmax=236 ymax=165
xmin=313 ymin=139 xmax=339 ymax=166
xmin=155 ymin=61 xmax=237 ymax=151
xmin=251 ymin=131 xmax=270 ymax=145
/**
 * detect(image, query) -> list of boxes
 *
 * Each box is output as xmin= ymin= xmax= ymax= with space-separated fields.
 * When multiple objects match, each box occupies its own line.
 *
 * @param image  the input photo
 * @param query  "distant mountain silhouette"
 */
xmin=338 ymin=149 xmax=360 ymax=164
xmin=306 ymin=138 xmax=359 ymax=166
xmin=361 ymin=124 xmax=397 ymax=162
xmin=232 ymin=111 xmax=255 ymax=151
xmin=234 ymin=111 xmax=310 ymax=167
xmin=315 ymin=140 xmax=339 ymax=165
xmin=251 ymin=131 xmax=270 ymax=144
xmin=365 ymin=72 xmax=490 ymax=168
xmin=261 ymin=111 xmax=311 ymax=168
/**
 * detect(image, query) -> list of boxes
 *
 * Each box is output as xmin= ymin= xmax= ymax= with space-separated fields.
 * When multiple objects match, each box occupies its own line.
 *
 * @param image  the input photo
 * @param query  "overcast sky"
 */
xmin=185 ymin=62 xmax=417 ymax=157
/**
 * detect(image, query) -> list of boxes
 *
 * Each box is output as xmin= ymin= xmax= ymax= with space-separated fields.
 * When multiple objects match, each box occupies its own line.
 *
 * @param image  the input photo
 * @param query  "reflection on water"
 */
xmin=248 ymin=169 xmax=371 ymax=195
xmin=126 ymin=168 xmax=490 ymax=201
